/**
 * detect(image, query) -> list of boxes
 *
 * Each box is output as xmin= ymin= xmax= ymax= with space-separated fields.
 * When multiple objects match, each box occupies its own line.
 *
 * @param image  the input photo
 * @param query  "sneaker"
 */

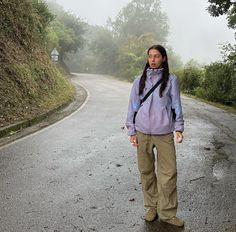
xmin=144 ymin=208 xmax=158 ymax=222
xmin=161 ymin=216 xmax=184 ymax=227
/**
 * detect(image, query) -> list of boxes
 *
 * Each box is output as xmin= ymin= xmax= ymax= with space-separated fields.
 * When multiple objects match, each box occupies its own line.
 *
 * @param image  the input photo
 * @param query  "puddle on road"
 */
xmin=213 ymin=162 xmax=225 ymax=180
xmin=211 ymin=136 xmax=230 ymax=181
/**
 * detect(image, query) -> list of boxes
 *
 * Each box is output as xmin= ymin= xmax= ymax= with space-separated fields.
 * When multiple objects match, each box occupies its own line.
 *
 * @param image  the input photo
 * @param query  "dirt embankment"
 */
xmin=0 ymin=1 xmax=75 ymax=128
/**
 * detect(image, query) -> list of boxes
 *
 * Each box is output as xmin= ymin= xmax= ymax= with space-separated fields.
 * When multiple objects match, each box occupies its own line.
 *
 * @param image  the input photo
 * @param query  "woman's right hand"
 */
xmin=129 ymin=135 xmax=138 ymax=147
xmin=175 ymin=131 xmax=183 ymax=143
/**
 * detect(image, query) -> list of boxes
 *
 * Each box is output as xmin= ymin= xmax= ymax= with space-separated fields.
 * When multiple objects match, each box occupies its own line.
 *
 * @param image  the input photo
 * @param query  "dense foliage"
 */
xmin=176 ymin=1 xmax=236 ymax=106
xmin=207 ymin=0 xmax=236 ymax=30
xmin=197 ymin=62 xmax=235 ymax=104
xmin=0 ymin=0 xmax=75 ymax=127
xmin=1 ymin=0 xmax=234 ymax=127
xmin=66 ymin=0 xmax=182 ymax=80
xmin=45 ymin=1 xmax=87 ymax=60
xmin=177 ymin=61 xmax=235 ymax=105
xmin=203 ymin=0 xmax=236 ymax=105
xmin=65 ymin=0 xmax=235 ymax=108
xmin=108 ymin=0 xmax=168 ymax=43
xmin=0 ymin=0 xmax=54 ymax=48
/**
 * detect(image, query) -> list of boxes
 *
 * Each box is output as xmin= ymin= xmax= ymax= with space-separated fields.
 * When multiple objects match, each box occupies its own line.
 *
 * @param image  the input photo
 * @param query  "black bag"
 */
xmin=171 ymin=108 xmax=176 ymax=120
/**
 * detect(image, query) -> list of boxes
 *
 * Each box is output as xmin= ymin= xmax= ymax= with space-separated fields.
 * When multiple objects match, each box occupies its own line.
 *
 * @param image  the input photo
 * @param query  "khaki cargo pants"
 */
xmin=137 ymin=131 xmax=177 ymax=220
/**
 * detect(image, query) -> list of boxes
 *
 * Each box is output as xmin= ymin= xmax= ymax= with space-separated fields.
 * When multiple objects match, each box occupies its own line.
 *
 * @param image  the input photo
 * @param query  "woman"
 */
xmin=125 ymin=45 xmax=184 ymax=227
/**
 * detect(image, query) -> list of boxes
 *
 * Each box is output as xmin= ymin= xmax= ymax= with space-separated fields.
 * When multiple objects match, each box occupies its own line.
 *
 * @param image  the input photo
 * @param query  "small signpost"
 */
xmin=51 ymin=48 xmax=59 ymax=62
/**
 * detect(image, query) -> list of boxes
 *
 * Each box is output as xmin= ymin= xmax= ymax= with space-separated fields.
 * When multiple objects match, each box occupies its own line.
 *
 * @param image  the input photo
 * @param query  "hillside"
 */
xmin=0 ymin=1 xmax=75 ymax=129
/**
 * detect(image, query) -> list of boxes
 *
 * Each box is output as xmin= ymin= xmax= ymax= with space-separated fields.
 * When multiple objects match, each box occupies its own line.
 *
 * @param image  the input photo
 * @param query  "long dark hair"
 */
xmin=139 ymin=44 xmax=170 ymax=97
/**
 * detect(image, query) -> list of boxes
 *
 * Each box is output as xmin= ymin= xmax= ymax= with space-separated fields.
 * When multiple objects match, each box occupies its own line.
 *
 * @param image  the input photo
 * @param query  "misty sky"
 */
xmin=55 ymin=0 xmax=235 ymax=64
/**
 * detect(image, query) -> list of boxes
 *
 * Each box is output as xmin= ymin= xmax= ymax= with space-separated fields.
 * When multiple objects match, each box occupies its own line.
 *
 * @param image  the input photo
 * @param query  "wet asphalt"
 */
xmin=0 ymin=73 xmax=235 ymax=232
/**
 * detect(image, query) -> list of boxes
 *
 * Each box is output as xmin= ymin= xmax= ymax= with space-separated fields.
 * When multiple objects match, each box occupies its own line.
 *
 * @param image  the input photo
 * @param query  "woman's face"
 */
xmin=148 ymin=49 xmax=166 ymax=69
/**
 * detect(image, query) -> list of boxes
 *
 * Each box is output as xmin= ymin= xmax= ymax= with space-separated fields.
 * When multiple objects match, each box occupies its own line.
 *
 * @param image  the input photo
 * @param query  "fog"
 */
xmin=55 ymin=0 xmax=235 ymax=64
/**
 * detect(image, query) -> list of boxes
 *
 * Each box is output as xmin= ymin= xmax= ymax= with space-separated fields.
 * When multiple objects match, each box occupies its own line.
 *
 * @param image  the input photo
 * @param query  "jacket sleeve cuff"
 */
xmin=127 ymin=129 xmax=136 ymax=136
xmin=174 ymin=124 xmax=184 ymax=133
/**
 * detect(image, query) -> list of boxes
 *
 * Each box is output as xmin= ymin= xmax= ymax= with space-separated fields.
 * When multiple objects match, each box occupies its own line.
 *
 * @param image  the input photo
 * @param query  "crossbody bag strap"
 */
xmin=140 ymin=79 xmax=162 ymax=105
xmin=133 ymin=79 xmax=162 ymax=124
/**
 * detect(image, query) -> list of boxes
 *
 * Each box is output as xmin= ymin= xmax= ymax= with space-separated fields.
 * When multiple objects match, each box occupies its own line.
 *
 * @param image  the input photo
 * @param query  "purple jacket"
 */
xmin=126 ymin=68 xmax=184 ymax=136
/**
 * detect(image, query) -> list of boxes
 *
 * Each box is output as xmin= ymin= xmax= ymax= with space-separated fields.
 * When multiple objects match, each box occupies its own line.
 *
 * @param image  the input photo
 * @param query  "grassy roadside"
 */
xmin=182 ymin=93 xmax=236 ymax=115
xmin=0 ymin=1 xmax=76 ymax=129
xmin=114 ymin=76 xmax=236 ymax=115
xmin=0 ymin=35 xmax=75 ymax=128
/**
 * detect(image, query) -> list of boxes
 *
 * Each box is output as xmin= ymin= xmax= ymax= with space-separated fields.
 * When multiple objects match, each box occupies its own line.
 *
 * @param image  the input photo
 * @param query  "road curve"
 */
xmin=0 ymin=73 xmax=235 ymax=232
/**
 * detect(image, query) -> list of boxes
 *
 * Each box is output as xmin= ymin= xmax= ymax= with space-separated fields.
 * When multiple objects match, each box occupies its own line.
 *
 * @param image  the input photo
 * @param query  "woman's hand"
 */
xmin=175 ymin=131 xmax=183 ymax=143
xmin=129 ymin=135 xmax=138 ymax=147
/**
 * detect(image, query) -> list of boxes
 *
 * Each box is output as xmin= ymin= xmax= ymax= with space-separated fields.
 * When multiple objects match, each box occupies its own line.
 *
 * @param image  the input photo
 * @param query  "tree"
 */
xmin=220 ymin=42 xmax=236 ymax=65
xmin=117 ymin=33 xmax=157 ymax=80
xmin=89 ymin=26 xmax=119 ymax=74
xmin=46 ymin=1 xmax=87 ymax=60
xmin=179 ymin=62 xmax=203 ymax=94
xmin=61 ymin=0 xmax=182 ymax=79
xmin=32 ymin=0 xmax=55 ymax=41
xmin=207 ymin=0 xmax=235 ymax=73
xmin=197 ymin=62 xmax=236 ymax=104
xmin=45 ymin=26 xmax=59 ymax=53
xmin=65 ymin=25 xmax=119 ymax=74
xmin=57 ymin=12 xmax=86 ymax=56
xmin=166 ymin=47 xmax=183 ymax=71
xmin=207 ymin=0 xmax=236 ymax=30
xmin=108 ymin=0 xmax=169 ymax=43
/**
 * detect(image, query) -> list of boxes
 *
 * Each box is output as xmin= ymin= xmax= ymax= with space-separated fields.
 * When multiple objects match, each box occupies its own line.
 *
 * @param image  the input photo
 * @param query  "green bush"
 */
xmin=117 ymin=52 xmax=142 ymax=81
xmin=177 ymin=65 xmax=203 ymax=94
xmin=196 ymin=62 xmax=236 ymax=105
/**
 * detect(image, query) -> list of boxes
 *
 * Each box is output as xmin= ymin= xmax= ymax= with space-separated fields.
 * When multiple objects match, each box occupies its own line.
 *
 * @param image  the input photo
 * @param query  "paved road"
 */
xmin=0 ymin=73 xmax=235 ymax=232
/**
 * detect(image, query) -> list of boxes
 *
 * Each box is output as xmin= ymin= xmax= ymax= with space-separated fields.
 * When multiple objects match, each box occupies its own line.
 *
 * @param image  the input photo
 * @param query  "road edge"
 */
xmin=0 ymin=77 xmax=88 ymax=147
